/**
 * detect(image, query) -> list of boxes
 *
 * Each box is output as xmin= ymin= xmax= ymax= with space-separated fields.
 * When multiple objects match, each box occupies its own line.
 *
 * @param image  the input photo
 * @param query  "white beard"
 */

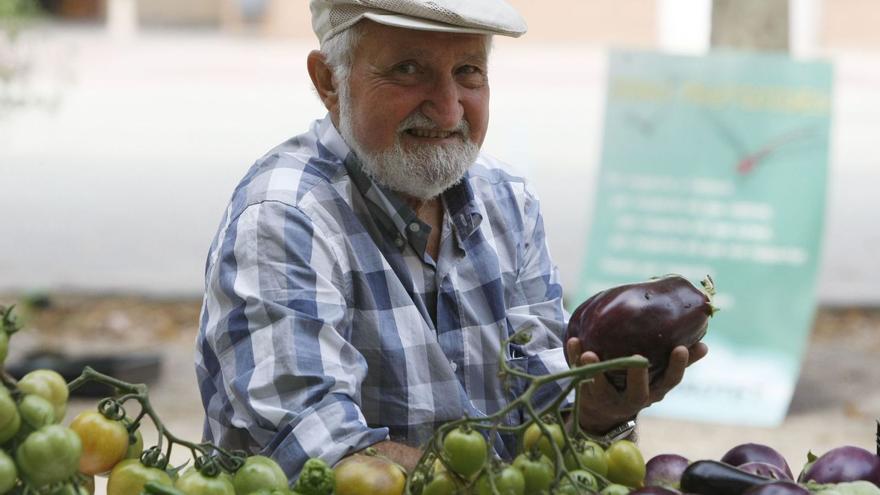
xmin=337 ymin=86 xmax=480 ymax=200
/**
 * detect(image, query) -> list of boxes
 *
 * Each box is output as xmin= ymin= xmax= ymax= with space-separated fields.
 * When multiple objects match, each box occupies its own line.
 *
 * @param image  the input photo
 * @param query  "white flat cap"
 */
xmin=310 ymin=0 xmax=528 ymax=44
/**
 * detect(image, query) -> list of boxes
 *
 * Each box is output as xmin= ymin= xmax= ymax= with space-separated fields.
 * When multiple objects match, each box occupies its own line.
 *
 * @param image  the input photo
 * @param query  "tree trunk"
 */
xmin=711 ymin=0 xmax=790 ymax=52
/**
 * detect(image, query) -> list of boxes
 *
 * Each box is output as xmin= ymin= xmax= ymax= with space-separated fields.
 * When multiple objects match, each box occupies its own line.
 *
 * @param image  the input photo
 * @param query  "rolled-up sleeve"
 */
xmin=197 ymin=200 xmax=388 ymax=479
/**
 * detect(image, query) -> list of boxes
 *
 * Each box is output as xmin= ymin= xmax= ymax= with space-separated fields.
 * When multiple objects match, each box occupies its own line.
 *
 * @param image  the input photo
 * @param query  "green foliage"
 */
xmin=0 ymin=0 xmax=41 ymax=20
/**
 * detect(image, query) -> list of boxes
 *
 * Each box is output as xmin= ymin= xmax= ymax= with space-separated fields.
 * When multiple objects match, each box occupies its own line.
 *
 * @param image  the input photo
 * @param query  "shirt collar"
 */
xmin=316 ymin=115 xmax=352 ymax=163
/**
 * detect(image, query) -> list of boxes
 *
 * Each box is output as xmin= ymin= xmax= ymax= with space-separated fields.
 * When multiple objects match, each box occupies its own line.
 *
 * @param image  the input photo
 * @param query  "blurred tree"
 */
xmin=0 ymin=0 xmax=40 ymax=27
xmin=712 ymin=0 xmax=790 ymax=52
xmin=1 ymin=0 xmax=42 ymax=111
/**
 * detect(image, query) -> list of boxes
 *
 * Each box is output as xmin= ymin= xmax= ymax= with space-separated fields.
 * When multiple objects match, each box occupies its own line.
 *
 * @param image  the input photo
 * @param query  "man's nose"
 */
xmin=421 ymin=76 xmax=464 ymax=130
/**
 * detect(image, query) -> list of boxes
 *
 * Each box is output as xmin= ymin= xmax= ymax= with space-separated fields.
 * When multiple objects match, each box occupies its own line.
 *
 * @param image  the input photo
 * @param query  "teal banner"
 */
xmin=577 ymin=50 xmax=833 ymax=426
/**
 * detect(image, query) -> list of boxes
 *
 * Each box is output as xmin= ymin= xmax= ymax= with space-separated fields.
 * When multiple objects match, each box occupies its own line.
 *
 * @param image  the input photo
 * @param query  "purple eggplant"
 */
xmin=742 ymin=481 xmax=810 ymax=495
xmin=680 ymin=460 xmax=772 ymax=495
xmin=565 ymin=275 xmax=716 ymax=389
xmin=645 ymin=454 xmax=691 ymax=488
xmin=800 ymin=445 xmax=880 ymax=485
xmin=721 ymin=443 xmax=794 ymax=480
xmin=738 ymin=462 xmax=792 ymax=481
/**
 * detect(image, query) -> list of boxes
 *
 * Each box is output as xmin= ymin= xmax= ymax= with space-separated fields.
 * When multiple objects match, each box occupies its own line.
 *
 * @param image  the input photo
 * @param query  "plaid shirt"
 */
xmin=196 ymin=116 xmax=569 ymax=478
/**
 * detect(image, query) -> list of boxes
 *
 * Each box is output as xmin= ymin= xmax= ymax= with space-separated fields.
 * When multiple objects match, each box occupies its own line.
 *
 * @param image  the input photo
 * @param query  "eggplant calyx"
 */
xmin=700 ymin=275 xmax=717 ymax=297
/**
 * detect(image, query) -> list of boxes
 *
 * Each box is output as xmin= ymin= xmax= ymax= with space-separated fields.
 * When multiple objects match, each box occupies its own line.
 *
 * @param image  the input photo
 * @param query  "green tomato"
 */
xmin=0 ymin=387 xmax=21 ymax=443
xmin=0 ymin=449 xmax=17 ymax=493
xmin=15 ymin=424 xmax=83 ymax=487
xmin=605 ymin=440 xmax=645 ymax=488
xmin=126 ymin=428 xmax=145 ymax=460
xmin=443 ymin=426 xmax=488 ymax=479
xmin=476 ymin=464 xmax=525 ymax=495
xmin=522 ymin=421 xmax=565 ymax=461
xmin=107 ymin=459 xmax=174 ymax=495
xmin=48 ymin=483 xmax=91 ymax=495
xmin=142 ymin=480 xmax=189 ymax=495
xmin=175 ymin=468 xmax=236 ymax=495
xmin=421 ymin=471 xmax=459 ymax=495
xmin=600 ymin=483 xmax=632 ymax=495
xmin=555 ymin=469 xmax=599 ymax=494
xmin=564 ymin=439 xmax=608 ymax=476
xmin=512 ymin=452 xmax=554 ymax=494
xmin=18 ymin=393 xmax=56 ymax=430
xmin=232 ymin=455 xmax=290 ymax=494
xmin=17 ymin=369 xmax=69 ymax=422
xmin=295 ymin=457 xmax=335 ymax=495
xmin=0 ymin=331 xmax=8 ymax=367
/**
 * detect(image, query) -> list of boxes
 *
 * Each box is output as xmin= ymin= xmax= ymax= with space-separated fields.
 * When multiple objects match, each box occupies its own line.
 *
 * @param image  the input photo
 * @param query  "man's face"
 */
xmin=335 ymin=21 xmax=491 ymax=199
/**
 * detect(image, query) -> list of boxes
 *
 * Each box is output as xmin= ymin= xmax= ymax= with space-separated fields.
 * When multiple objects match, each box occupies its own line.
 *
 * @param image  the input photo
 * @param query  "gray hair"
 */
xmin=320 ymin=23 xmax=494 ymax=89
xmin=319 ymin=23 xmax=365 ymax=87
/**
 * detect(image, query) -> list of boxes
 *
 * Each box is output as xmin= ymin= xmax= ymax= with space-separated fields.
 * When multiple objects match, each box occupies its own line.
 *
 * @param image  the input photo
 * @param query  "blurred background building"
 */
xmin=1 ymin=0 xmax=878 ymax=303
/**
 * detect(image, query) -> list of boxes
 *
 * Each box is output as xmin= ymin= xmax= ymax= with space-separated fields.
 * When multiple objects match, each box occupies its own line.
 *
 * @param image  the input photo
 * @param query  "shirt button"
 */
xmin=394 ymin=237 xmax=405 ymax=247
xmin=449 ymin=361 xmax=457 ymax=372
xmin=408 ymin=222 xmax=421 ymax=233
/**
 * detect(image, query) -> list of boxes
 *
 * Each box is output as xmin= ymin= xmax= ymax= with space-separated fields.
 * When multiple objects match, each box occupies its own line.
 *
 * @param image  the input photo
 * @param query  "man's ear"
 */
xmin=307 ymin=50 xmax=340 ymax=117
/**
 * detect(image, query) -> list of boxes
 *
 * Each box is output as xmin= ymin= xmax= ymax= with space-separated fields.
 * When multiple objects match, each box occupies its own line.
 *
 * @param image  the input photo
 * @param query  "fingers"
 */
xmin=566 ymin=337 xmax=582 ymax=367
xmin=649 ymin=345 xmax=698 ymax=402
xmin=624 ymin=362 xmax=650 ymax=406
xmin=687 ymin=342 xmax=709 ymax=366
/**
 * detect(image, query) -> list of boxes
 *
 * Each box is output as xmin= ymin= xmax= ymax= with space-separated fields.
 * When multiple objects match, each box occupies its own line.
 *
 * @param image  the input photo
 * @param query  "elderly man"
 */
xmin=196 ymin=0 xmax=707 ymax=478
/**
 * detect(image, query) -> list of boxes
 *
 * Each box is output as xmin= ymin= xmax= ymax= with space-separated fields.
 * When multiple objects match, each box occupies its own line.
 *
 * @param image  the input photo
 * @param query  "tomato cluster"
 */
xmin=0 ymin=305 xmax=299 ymax=495
xmin=410 ymin=419 xmax=647 ymax=495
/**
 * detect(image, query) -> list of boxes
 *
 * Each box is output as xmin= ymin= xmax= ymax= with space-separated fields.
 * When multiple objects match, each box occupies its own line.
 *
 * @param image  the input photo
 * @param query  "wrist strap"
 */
xmin=583 ymin=419 xmax=637 ymax=445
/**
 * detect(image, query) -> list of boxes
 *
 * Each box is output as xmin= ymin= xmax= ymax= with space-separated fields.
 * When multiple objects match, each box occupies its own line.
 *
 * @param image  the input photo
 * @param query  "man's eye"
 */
xmin=457 ymin=65 xmax=483 ymax=75
xmin=394 ymin=63 xmax=418 ymax=75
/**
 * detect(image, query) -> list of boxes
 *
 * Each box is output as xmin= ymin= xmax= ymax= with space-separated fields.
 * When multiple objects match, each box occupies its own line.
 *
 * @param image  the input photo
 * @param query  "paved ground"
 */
xmin=1 ymin=295 xmax=877 ymax=492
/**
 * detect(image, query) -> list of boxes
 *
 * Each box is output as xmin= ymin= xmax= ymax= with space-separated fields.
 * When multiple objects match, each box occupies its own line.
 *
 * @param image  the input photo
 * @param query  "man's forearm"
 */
xmin=364 ymin=440 xmax=423 ymax=473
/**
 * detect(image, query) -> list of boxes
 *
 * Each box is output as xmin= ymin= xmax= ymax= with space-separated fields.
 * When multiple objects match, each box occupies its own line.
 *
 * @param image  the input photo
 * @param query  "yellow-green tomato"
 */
xmin=442 ymin=426 xmax=488 ymax=479
xmin=333 ymin=454 xmax=405 ymax=495
xmin=476 ymin=464 xmax=525 ymax=495
xmin=0 ymin=449 xmax=17 ymax=493
xmin=605 ymin=440 xmax=645 ymax=488
xmin=564 ymin=439 xmax=608 ymax=476
xmin=17 ymin=369 xmax=68 ymax=422
xmin=107 ymin=459 xmax=174 ymax=495
xmin=0 ymin=387 xmax=21 ymax=443
xmin=522 ymin=421 xmax=565 ymax=460
xmin=69 ymin=410 xmax=130 ymax=475
xmin=175 ymin=468 xmax=235 ymax=495
xmin=232 ymin=455 xmax=289 ymax=494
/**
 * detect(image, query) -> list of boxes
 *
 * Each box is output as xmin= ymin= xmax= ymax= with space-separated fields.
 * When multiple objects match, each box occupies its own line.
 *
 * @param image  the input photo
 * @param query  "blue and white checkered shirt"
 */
xmin=196 ymin=116 xmax=570 ymax=478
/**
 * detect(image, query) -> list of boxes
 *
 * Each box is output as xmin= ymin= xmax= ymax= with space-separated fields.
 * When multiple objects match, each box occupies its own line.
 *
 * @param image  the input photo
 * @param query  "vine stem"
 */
xmin=405 ymin=332 xmax=650 ymax=494
xmin=67 ymin=366 xmax=243 ymax=473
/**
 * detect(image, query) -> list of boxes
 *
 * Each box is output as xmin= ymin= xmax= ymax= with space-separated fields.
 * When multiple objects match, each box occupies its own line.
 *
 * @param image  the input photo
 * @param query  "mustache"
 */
xmin=397 ymin=112 xmax=470 ymax=135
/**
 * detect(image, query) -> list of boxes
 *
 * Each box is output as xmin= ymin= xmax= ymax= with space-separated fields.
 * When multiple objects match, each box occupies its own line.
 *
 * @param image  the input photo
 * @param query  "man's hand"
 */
xmin=565 ymin=337 xmax=709 ymax=435
xmin=367 ymin=440 xmax=423 ymax=474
